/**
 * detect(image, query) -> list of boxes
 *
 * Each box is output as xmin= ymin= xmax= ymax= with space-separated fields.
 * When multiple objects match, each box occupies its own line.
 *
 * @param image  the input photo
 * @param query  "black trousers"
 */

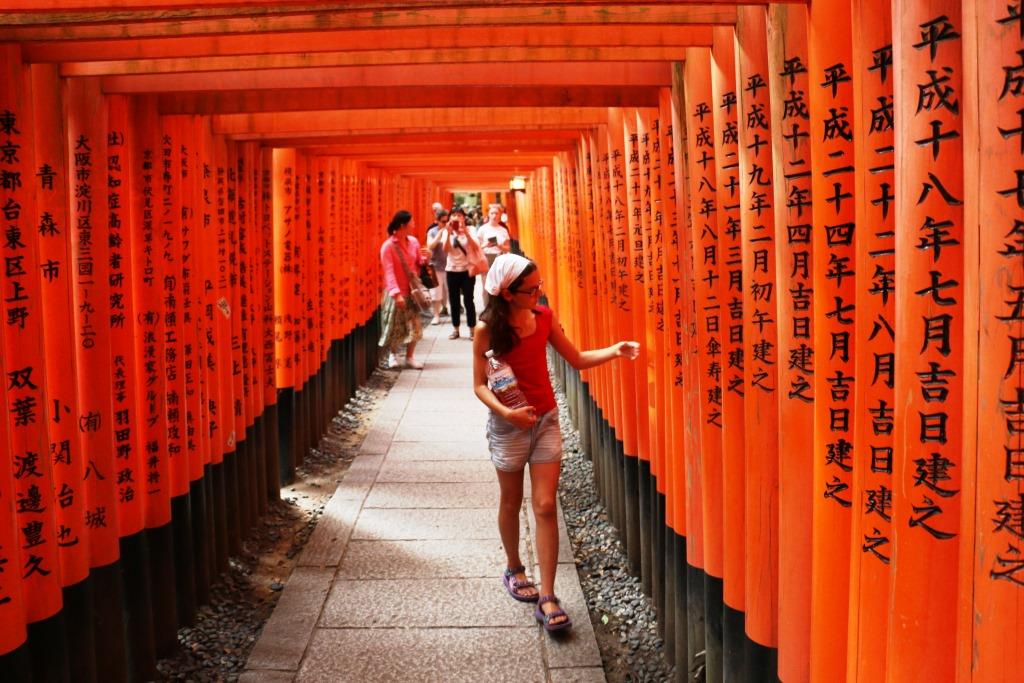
xmin=446 ymin=270 xmax=476 ymax=329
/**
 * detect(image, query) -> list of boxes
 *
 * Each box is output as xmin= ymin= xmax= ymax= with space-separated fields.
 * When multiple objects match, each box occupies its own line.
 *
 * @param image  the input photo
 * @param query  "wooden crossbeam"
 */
xmin=213 ymin=107 xmax=611 ymax=135
xmin=215 ymin=105 xmax=610 ymax=135
xmin=156 ymin=87 xmax=659 ymax=114
xmin=259 ymin=129 xmax=586 ymax=148
xmin=1 ymin=0 xmax=770 ymax=17
xmin=0 ymin=5 xmax=737 ymax=41
xmin=62 ymin=46 xmax=689 ymax=76
xmin=229 ymin=123 xmax=602 ymax=141
xmin=23 ymin=25 xmax=713 ymax=62
xmin=102 ymin=62 xmax=674 ymax=93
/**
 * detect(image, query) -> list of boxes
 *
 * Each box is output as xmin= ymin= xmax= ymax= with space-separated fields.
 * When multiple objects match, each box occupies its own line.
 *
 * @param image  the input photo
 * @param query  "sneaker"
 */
xmin=430 ymin=316 xmax=441 ymax=325
xmin=387 ymin=353 xmax=403 ymax=369
xmin=406 ymin=358 xmax=424 ymax=370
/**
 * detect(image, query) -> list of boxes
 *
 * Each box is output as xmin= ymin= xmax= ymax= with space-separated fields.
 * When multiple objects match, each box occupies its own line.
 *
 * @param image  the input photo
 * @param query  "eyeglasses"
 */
xmin=512 ymin=279 xmax=543 ymax=296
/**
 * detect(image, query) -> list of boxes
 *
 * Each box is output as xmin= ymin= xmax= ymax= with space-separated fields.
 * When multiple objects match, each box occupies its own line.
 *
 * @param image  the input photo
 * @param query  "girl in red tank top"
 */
xmin=473 ymin=254 xmax=639 ymax=632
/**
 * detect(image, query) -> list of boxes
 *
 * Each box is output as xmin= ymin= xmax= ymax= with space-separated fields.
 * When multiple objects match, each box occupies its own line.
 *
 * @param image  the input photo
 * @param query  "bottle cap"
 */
xmin=484 ymin=350 xmax=494 ymax=358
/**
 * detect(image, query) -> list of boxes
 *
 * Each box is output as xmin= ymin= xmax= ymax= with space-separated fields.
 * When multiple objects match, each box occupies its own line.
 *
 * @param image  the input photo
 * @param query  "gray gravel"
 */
xmin=155 ymin=376 xmax=394 ymax=682
xmin=553 ymin=371 xmax=676 ymax=683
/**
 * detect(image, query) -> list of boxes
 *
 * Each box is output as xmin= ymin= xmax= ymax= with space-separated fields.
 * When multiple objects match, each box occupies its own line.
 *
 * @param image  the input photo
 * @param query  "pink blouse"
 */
xmin=380 ymin=234 xmax=424 ymax=297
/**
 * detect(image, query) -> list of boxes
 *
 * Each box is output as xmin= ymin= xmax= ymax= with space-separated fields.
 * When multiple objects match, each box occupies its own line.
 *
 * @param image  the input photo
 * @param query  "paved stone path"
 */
xmin=243 ymin=323 xmax=606 ymax=683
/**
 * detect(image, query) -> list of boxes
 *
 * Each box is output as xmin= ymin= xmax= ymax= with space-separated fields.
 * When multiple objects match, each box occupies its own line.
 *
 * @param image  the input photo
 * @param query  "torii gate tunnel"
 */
xmin=0 ymin=1 xmax=1021 ymax=681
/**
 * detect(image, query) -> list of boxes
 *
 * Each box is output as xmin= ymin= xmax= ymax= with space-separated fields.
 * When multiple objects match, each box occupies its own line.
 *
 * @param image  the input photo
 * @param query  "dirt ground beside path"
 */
xmin=156 ymin=369 xmax=397 ymax=682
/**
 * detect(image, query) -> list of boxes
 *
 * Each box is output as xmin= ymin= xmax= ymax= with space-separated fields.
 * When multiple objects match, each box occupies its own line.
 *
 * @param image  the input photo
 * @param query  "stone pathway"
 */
xmin=242 ymin=323 xmax=606 ymax=683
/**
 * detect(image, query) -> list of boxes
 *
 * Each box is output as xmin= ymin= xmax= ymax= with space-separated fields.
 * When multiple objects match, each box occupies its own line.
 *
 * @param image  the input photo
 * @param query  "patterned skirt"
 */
xmin=378 ymin=291 xmax=424 ymax=350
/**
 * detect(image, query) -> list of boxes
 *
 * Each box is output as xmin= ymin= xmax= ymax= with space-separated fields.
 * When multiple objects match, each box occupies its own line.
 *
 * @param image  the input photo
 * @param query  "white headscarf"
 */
xmin=484 ymin=253 xmax=532 ymax=296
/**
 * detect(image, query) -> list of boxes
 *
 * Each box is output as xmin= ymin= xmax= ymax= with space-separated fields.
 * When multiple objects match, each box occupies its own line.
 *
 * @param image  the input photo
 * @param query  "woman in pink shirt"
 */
xmin=379 ymin=209 xmax=430 ymax=369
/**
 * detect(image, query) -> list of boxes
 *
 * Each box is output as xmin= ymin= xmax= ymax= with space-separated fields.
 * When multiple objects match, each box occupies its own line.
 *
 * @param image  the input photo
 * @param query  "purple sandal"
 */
xmin=534 ymin=595 xmax=573 ymax=632
xmin=502 ymin=566 xmax=539 ymax=603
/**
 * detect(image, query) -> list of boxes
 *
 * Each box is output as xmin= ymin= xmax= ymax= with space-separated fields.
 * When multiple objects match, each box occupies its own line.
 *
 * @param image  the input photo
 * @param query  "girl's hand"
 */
xmin=616 ymin=341 xmax=640 ymax=359
xmin=504 ymin=405 xmax=538 ymax=429
xmin=419 ymin=247 xmax=431 ymax=260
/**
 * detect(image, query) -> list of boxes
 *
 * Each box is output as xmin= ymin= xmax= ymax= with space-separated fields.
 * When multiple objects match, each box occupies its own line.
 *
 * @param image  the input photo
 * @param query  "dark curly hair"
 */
xmin=479 ymin=261 xmax=538 ymax=357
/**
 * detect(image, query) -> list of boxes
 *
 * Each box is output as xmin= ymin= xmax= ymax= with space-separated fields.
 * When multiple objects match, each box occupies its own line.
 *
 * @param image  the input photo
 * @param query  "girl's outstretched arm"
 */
xmin=548 ymin=310 xmax=639 ymax=371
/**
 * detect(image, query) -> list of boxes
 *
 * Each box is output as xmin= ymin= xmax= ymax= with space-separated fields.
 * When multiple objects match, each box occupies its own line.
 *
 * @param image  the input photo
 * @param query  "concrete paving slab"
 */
xmin=239 ymin=671 xmax=296 ymax=683
xmin=375 ymin=460 xmax=496 ymax=483
xmin=362 ymin=482 xmax=499 ymax=508
xmin=384 ymin=441 xmax=488 ymax=461
xmin=535 ymin=563 xmax=604 ymax=670
xmin=395 ymin=409 xmax=487 ymax=428
xmin=297 ymin=495 xmax=363 ymax=568
xmin=246 ymin=567 xmax=334 ymax=671
xmin=352 ymin=507 xmax=504 ymax=540
xmin=403 ymin=396 xmax=484 ymax=411
xmin=359 ymin=418 xmax=400 ymax=454
xmin=548 ymin=667 xmax=608 ymax=682
xmin=296 ymin=628 xmax=545 ymax=683
xmin=338 ymin=539 xmax=507 ymax=579
xmin=320 ymin=577 xmax=535 ymax=628
xmin=392 ymin=420 xmax=489 ymax=443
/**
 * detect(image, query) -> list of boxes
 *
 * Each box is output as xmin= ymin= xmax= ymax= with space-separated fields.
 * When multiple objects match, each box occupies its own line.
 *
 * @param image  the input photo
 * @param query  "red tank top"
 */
xmin=499 ymin=305 xmax=557 ymax=415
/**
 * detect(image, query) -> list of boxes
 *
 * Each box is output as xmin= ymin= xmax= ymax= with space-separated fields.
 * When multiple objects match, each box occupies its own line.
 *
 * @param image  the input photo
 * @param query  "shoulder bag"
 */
xmin=391 ymin=240 xmax=432 ymax=312
xmin=464 ymin=236 xmax=490 ymax=278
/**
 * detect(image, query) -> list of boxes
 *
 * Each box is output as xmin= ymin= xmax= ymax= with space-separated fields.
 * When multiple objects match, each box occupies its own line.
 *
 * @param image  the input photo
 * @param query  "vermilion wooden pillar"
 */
xmin=106 ymin=94 xmax=146 ymax=537
xmin=30 ymin=64 xmax=90 ymax=599
xmin=888 ymin=3 xmax=965 ymax=680
xmin=735 ymin=6 xmax=780 ymax=659
xmin=848 ymin=1 xmax=895 ymax=680
xmin=957 ymin=2 xmax=1024 ymax=678
xmin=807 ymin=0 xmax=857 ymax=678
xmin=658 ymin=86 xmax=684 ymax=547
xmin=130 ymin=97 xmax=171 ymax=537
xmin=683 ymin=46 xmax=724 ymax=681
xmin=683 ymin=47 xmax=726 ymax=595
xmin=66 ymin=74 xmax=129 ymax=679
xmin=766 ymin=6 xmax=814 ymax=681
xmin=0 ymin=43 xmax=55 ymax=667
xmin=709 ymin=30 xmax=748 ymax=661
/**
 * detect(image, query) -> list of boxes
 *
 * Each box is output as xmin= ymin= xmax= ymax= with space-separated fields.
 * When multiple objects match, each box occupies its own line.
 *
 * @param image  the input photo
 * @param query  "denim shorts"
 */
xmin=486 ymin=409 xmax=563 ymax=472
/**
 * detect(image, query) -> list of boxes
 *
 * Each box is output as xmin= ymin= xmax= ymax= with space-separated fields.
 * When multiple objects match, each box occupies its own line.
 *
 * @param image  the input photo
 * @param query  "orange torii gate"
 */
xmin=0 ymin=2 xmax=1022 ymax=682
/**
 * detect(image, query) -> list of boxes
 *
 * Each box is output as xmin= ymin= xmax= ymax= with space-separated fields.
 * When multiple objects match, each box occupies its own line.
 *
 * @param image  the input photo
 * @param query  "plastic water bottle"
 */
xmin=485 ymin=350 xmax=531 ymax=410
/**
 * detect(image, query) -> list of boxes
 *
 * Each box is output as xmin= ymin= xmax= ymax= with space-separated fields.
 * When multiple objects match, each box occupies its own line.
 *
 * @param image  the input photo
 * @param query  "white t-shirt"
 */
xmin=444 ymin=230 xmax=474 ymax=272
xmin=476 ymin=223 xmax=510 ymax=255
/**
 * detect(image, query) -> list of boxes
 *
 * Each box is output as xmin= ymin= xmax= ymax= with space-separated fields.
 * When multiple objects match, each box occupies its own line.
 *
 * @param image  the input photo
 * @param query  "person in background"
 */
xmin=425 ymin=209 xmax=450 ymax=325
xmin=476 ymin=204 xmax=511 ymax=265
xmin=441 ymin=207 xmax=478 ymax=340
xmin=472 ymin=254 xmax=639 ymax=632
xmin=378 ymin=209 xmax=431 ymax=369
xmin=476 ymin=203 xmax=512 ymax=306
